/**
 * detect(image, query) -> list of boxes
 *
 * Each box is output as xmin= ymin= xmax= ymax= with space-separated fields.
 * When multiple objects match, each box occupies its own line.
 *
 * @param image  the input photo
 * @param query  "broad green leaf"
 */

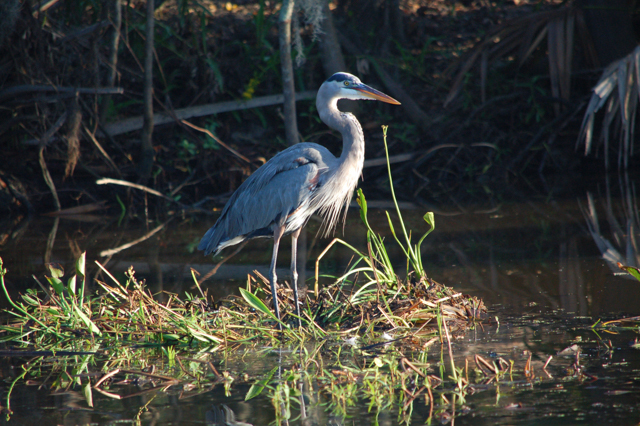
xmin=22 ymin=294 xmax=39 ymax=306
xmin=47 ymin=263 xmax=64 ymax=279
xmin=68 ymin=275 xmax=76 ymax=295
xmin=423 ymin=211 xmax=435 ymax=230
xmin=417 ymin=212 xmax=435 ymax=247
xmin=245 ymin=367 xmax=278 ymax=400
xmin=162 ymin=334 xmax=182 ymax=342
xmin=239 ymin=288 xmax=277 ymax=321
xmin=46 ymin=275 xmax=65 ymax=296
xmin=82 ymin=381 xmax=94 ymax=408
xmin=618 ymin=263 xmax=640 ymax=282
xmin=76 ymin=252 xmax=86 ymax=279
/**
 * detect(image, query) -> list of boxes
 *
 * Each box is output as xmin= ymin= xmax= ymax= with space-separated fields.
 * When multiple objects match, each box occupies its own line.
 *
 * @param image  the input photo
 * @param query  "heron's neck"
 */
xmin=320 ymin=100 xmax=365 ymax=167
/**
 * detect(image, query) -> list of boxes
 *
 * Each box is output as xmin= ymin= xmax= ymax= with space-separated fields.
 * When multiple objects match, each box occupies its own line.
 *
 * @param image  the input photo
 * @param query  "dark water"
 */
xmin=1 ymin=174 xmax=639 ymax=425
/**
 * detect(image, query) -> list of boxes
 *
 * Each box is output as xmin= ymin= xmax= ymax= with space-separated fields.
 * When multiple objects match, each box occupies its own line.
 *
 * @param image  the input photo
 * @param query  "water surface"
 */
xmin=1 ymin=175 xmax=639 ymax=425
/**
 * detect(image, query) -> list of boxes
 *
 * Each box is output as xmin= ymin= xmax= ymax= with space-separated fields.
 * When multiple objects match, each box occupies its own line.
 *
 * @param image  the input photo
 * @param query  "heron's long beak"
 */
xmin=354 ymin=84 xmax=401 ymax=105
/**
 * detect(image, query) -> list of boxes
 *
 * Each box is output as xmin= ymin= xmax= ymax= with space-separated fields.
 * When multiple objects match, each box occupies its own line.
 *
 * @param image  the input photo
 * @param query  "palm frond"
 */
xmin=444 ymin=3 xmax=588 ymax=108
xmin=578 ymin=45 xmax=640 ymax=169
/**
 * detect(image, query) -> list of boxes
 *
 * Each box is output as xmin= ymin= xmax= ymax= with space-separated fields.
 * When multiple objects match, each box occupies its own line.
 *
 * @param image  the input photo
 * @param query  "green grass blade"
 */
xmin=381 ymin=125 xmax=417 ymax=262
xmin=239 ymin=288 xmax=278 ymax=321
xmin=76 ymin=252 xmax=86 ymax=304
xmin=386 ymin=211 xmax=410 ymax=262
xmin=73 ymin=305 xmax=102 ymax=336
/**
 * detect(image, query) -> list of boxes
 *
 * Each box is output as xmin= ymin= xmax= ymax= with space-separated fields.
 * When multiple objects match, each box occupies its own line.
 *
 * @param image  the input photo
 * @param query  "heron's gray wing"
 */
xmin=243 ymin=142 xmax=333 ymax=194
xmin=199 ymin=143 xmax=334 ymax=255
xmin=224 ymin=144 xmax=331 ymax=234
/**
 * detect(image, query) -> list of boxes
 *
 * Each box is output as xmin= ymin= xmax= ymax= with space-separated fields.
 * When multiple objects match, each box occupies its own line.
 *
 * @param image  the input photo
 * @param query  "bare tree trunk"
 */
xmin=139 ymin=0 xmax=155 ymax=182
xmin=279 ymin=0 xmax=299 ymax=146
xmin=319 ymin=0 xmax=346 ymax=77
xmin=0 ymin=0 xmax=19 ymax=49
xmin=64 ymin=96 xmax=82 ymax=179
xmin=389 ymin=0 xmax=405 ymax=45
xmin=99 ymin=0 xmax=122 ymax=126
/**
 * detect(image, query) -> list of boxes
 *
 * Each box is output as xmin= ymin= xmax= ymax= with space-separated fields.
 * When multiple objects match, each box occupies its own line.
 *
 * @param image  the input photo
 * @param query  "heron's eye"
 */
xmin=344 ymin=81 xmax=350 ymax=86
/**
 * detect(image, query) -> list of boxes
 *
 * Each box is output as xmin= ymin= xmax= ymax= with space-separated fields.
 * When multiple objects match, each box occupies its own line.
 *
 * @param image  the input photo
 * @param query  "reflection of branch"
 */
xmin=99 ymin=222 xmax=166 ymax=257
xmin=44 ymin=217 xmax=59 ymax=265
xmin=198 ymin=241 xmax=248 ymax=285
xmin=38 ymin=113 xmax=67 ymax=211
xmin=581 ymin=185 xmax=640 ymax=274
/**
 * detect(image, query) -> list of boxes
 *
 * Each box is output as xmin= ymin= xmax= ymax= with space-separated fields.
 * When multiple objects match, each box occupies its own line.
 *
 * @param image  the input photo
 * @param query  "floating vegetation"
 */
xmin=0 ymin=234 xmax=485 ymax=349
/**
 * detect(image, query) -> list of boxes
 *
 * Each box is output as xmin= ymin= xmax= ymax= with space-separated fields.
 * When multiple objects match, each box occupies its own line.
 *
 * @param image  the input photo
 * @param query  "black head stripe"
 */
xmin=327 ymin=72 xmax=351 ymax=83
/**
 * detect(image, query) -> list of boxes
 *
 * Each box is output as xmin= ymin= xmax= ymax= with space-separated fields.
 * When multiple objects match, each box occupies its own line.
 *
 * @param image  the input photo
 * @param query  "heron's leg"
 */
xmin=290 ymin=228 xmax=302 ymax=328
xmin=270 ymin=225 xmax=285 ymax=330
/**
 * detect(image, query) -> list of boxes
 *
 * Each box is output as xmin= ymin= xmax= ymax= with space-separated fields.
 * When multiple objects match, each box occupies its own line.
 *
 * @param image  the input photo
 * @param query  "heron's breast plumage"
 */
xmin=309 ymin=113 xmax=365 ymax=236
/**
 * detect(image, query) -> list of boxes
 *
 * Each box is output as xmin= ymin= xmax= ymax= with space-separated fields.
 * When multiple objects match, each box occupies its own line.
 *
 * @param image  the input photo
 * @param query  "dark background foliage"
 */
xmin=0 ymin=0 xmax=638 ymax=215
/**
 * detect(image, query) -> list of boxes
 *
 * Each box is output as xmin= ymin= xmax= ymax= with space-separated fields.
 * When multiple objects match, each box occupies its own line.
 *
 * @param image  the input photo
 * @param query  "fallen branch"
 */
xmin=96 ymin=177 xmax=174 ymax=202
xmin=102 ymin=90 xmax=316 ymax=136
xmin=83 ymin=125 xmax=122 ymax=177
xmin=363 ymin=153 xmax=414 ymax=168
xmin=0 ymin=85 xmax=123 ymax=101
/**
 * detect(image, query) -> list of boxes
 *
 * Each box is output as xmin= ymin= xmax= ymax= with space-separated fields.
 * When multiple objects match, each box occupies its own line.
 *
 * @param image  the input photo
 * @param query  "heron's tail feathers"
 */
xmin=198 ymin=225 xmax=247 ymax=256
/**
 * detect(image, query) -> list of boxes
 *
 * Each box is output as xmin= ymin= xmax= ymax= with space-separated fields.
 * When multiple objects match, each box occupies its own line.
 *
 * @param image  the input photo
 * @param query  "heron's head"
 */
xmin=321 ymin=72 xmax=401 ymax=105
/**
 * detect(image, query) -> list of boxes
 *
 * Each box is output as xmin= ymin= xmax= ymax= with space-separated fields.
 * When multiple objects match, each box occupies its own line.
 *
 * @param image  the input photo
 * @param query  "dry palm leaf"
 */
xmin=578 ymin=45 xmax=640 ymax=169
xmin=444 ymin=3 xmax=594 ymax=109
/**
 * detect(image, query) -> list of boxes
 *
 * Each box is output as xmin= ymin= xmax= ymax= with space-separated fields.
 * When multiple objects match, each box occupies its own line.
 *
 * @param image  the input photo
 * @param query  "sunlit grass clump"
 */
xmin=0 ymin=126 xmax=486 ymax=350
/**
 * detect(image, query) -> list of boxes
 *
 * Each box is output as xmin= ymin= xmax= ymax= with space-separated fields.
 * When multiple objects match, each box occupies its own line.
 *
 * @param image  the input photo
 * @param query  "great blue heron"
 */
xmin=199 ymin=72 xmax=400 ymax=328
